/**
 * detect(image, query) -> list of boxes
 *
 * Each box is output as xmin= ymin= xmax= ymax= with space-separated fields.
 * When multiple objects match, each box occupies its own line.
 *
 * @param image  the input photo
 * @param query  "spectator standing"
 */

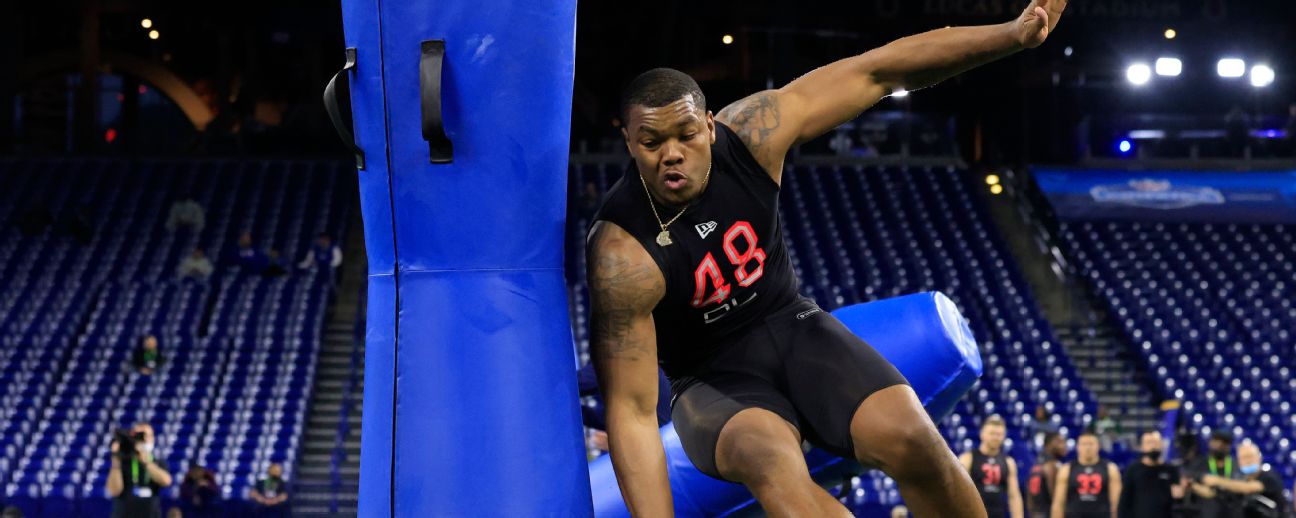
xmin=106 ymin=423 xmax=173 ymax=518
xmin=1187 ymin=430 xmax=1241 ymax=518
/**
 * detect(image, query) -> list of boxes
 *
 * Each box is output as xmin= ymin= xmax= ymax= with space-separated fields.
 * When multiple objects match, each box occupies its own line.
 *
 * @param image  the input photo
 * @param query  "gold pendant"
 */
xmin=656 ymin=230 xmax=673 ymax=247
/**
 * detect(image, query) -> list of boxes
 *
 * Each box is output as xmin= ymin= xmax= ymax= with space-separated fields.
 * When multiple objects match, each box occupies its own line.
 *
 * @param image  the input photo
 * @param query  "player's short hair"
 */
xmin=1043 ymin=431 xmax=1062 ymax=444
xmin=1078 ymin=430 xmax=1099 ymax=441
xmin=982 ymin=415 xmax=1006 ymax=429
xmin=619 ymin=68 xmax=707 ymax=123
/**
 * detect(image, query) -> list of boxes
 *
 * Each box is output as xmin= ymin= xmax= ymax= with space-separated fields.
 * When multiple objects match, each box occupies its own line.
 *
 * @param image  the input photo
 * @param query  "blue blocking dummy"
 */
xmin=337 ymin=1 xmax=589 ymax=516
xmin=589 ymin=292 xmax=981 ymax=517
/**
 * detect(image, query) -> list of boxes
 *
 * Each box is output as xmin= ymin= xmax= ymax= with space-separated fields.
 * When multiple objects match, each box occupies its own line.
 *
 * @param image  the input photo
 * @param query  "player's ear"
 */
xmin=706 ymin=110 xmax=717 ymax=144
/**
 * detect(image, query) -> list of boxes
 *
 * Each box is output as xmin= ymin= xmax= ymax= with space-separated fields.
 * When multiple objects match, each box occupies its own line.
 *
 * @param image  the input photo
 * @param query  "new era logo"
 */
xmin=695 ymin=221 xmax=718 ymax=239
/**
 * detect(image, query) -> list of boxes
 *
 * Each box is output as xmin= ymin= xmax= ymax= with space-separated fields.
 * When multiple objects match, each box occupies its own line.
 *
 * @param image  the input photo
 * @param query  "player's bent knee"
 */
xmin=859 ymin=420 xmax=947 ymax=483
xmin=715 ymin=412 xmax=804 ymax=485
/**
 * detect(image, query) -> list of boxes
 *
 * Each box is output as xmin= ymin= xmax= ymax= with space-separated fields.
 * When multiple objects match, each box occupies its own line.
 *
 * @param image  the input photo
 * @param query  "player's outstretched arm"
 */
xmin=587 ymin=221 xmax=673 ymax=517
xmin=717 ymin=0 xmax=1066 ymax=181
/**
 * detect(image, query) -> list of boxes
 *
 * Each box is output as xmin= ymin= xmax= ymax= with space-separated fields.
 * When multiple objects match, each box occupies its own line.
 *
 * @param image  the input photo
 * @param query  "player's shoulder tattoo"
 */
xmin=716 ymin=90 xmax=783 ymax=167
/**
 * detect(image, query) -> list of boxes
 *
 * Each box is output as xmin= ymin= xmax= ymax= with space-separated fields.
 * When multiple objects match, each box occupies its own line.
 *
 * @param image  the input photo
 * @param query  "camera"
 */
xmin=114 ymin=429 xmax=145 ymax=459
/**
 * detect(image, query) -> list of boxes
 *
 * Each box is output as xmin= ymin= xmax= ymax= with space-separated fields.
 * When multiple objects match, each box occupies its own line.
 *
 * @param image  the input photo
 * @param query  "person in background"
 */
xmin=233 ymin=233 xmax=267 ymax=274
xmin=1119 ymin=430 xmax=1182 ymax=518
xmin=166 ymin=196 xmax=205 ymax=233
xmin=297 ymin=233 xmax=342 ymax=275
xmin=249 ymin=463 xmax=289 ymax=518
xmin=1187 ymin=430 xmax=1239 ymax=518
xmin=262 ymin=249 xmax=288 ymax=278
xmin=177 ymin=247 xmax=214 ymax=280
xmin=166 ymin=508 xmax=182 ymax=518
xmin=959 ymin=415 xmax=1024 ymax=518
xmin=1052 ymin=432 xmax=1121 ymax=518
xmin=106 ymin=423 xmax=173 ymax=518
xmin=1091 ymin=406 xmax=1120 ymax=452
xmin=179 ymin=464 xmax=219 ymax=518
xmin=891 ymin=505 xmax=910 ymax=518
xmin=1199 ymin=443 xmax=1285 ymax=518
xmin=1028 ymin=432 xmax=1067 ymax=518
xmin=1031 ymin=405 xmax=1060 ymax=449
xmin=132 ymin=335 xmax=162 ymax=376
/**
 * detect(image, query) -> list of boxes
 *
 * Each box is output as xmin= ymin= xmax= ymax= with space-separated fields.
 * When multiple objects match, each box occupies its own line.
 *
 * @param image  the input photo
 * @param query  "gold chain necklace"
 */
xmin=638 ymin=162 xmax=712 ymax=247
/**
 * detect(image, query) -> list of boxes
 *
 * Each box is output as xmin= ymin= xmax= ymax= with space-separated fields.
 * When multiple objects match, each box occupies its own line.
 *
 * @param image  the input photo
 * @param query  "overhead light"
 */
xmin=1064 ymin=46 xmax=1074 ymax=57
xmin=1126 ymin=63 xmax=1152 ymax=86
xmin=1250 ymin=65 xmax=1275 ymax=88
xmin=141 ymin=18 xmax=153 ymax=29
xmin=1155 ymin=58 xmax=1182 ymax=77
xmin=1128 ymin=130 xmax=1167 ymax=140
xmin=1118 ymin=140 xmax=1134 ymax=154
xmin=1164 ymin=28 xmax=1176 ymax=40
xmin=148 ymin=30 xmax=160 ymax=40
xmin=721 ymin=34 xmax=734 ymax=45
xmin=891 ymin=89 xmax=909 ymax=98
xmin=990 ymin=184 xmax=1004 ymax=195
xmin=1217 ymin=58 xmax=1246 ymax=78
xmin=985 ymin=174 xmax=1000 ymax=186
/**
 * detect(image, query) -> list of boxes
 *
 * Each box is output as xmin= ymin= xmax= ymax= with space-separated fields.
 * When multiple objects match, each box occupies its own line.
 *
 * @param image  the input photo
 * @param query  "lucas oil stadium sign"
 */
xmin=1034 ymin=168 xmax=1296 ymax=223
xmin=1089 ymin=178 xmax=1225 ymax=210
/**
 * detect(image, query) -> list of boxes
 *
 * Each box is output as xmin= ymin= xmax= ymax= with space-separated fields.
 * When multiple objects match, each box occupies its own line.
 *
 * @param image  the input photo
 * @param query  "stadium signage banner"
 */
xmin=1033 ymin=168 xmax=1296 ymax=223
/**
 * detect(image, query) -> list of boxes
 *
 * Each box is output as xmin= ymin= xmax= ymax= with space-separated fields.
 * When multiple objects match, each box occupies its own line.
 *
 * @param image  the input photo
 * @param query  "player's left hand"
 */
xmin=1013 ymin=0 xmax=1067 ymax=49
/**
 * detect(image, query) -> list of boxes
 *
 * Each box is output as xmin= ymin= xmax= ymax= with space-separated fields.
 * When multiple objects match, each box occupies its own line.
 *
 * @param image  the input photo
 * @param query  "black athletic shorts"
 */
xmin=669 ymin=298 xmax=909 ymax=481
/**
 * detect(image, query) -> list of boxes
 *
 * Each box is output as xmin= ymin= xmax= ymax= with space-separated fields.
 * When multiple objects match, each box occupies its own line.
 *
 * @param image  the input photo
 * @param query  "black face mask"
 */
xmin=1144 ymin=450 xmax=1162 ymax=461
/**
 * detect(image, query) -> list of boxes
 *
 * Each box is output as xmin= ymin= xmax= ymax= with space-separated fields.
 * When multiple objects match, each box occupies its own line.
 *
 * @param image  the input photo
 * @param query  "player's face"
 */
xmin=623 ymin=96 xmax=717 ymax=206
xmin=980 ymin=424 xmax=1005 ymax=450
xmin=1048 ymin=437 xmax=1067 ymax=458
xmin=1077 ymin=436 xmax=1099 ymax=460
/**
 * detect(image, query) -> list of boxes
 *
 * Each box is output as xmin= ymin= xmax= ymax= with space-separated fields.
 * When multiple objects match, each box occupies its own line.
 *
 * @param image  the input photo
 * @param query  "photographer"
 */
xmin=105 ymin=423 xmax=173 ymax=518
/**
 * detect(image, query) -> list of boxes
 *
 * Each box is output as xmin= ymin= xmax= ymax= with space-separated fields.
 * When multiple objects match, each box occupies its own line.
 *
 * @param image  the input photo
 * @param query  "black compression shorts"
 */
xmin=669 ymin=298 xmax=909 ymax=480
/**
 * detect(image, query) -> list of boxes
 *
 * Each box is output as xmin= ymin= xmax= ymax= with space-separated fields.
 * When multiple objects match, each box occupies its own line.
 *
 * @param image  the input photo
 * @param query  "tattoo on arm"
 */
xmin=716 ymin=91 xmax=783 ymax=167
xmin=587 ymin=235 xmax=663 ymax=362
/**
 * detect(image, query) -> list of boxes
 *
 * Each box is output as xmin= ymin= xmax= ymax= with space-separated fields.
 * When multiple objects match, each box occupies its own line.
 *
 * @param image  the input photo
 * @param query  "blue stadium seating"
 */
xmin=1062 ymin=220 xmax=1296 ymax=487
xmin=0 ymin=158 xmax=350 ymax=515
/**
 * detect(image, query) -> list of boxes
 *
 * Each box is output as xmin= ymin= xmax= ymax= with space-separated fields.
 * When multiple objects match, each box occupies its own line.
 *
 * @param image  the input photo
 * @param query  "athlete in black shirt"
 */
xmin=1051 ymin=432 xmax=1120 ymax=518
xmin=960 ymin=416 xmax=1024 ymax=518
xmin=586 ymin=1 xmax=1068 ymax=515
xmin=1028 ymin=433 xmax=1066 ymax=518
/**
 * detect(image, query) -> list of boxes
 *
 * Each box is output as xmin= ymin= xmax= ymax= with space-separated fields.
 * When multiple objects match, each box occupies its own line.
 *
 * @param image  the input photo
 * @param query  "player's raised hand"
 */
xmin=1014 ymin=0 xmax=1067 ymax=49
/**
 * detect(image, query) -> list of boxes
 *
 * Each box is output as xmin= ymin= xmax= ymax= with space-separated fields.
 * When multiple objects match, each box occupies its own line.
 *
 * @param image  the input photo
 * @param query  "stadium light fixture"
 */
xmin=1217 ymin=58 xmax=1246 ymax=78
xmin=1250 ymin=65 xmax=1275 ymax=88
xmin=141 ymin=18 xmax=153 ymax=29
xmin=1164 ymin=28 xmax=1176 ymax=39
xmin=985 ymin=174 xmax=1000 ymax=186
xmin=722 ymin=34 xmax=734 ymax=45
xmin=1155 ymin=58 xmax=1182 ymax=77
xmin=1126 ymin=63 xmax=1152 ymax=86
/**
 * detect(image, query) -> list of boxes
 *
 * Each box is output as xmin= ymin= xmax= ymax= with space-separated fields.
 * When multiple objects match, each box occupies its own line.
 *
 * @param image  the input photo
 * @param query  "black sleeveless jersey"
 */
xmin=971 ymin=449 xmax=1010 ymax=518
xmin=1066 ymin=460 xmax=1112 ymax=518
xmin=1027 ymin=460 xmax=1055 ymax=514
xmin=592 ymin=122 xmax=801 ymax=378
